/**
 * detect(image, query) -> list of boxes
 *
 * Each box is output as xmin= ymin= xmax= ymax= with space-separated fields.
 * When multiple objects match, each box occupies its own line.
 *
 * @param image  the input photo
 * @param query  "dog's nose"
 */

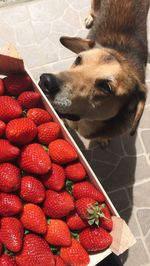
xmin=39 ymin=73 xmax=60 ymax=95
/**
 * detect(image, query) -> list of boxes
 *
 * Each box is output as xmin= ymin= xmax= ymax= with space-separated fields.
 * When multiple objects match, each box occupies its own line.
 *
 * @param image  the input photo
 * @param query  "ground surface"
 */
xmin=0 ymin=1 xmax=150 ymax=265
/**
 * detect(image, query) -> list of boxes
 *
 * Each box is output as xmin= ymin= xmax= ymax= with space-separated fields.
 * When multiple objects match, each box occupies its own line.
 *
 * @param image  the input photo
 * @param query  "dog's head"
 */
xmin=39 ymin=37 xmax=147 ymax=135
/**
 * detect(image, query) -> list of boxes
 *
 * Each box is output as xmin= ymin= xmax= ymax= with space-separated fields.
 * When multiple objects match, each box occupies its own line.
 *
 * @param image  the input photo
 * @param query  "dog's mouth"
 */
xmin=57 ymin=112 xmax=80 ymax=121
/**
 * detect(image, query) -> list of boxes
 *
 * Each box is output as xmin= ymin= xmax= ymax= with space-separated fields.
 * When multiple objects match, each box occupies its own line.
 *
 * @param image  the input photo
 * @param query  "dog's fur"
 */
xmin=39 ymin=0 xmax=150 ymax=145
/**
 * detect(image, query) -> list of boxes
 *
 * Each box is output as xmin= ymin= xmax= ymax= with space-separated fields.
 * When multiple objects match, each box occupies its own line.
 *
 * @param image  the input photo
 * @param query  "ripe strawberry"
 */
xmin=49 ymin=139 xmax=78 ymax=165
xmin=54 ymin=255 xmax=67 ymax=266
xmin=15 ymin=234 xmax=55 ymax=266
xmin=75 ymin=197 xmax=97 ymax=222
xmin=21 ymin=204 xmax=47 ymax=234
xmin=37 ymin=122 xmax=61 ymax=145
xmin=27 ymin=108 xmax=52 ymax=125
xmin=43 ymin=190 xmax=75 ymax=218
xmin=4 ymin=74 xmax=32 ymax=96
xmin=0 ymin=120 xmax=6 ymax=137
xmin=0 ymin=217 xmax=24 ymax=252
xmin=0 ymin=79 xmax=4 ymax=96
xmin=20 ymin=176 xmax=45 ymax=204
xmin=40 ymin=163 xmax=66 ymax=191
xmin=0 ymin=96 xmax=22 ymax=122
xmin=44 ymin=219 xmax=71 ymax=247
xmin=18 ymin=143 xmax=51 ymax=175
xmin=0 ymin=192 xmax=22 ymax=216
xmin=18 ymin=91 xmax=41 ymax=109
xmin=60 ymin=238 xmax=90 ymax=266
xmin=79 ymin=227 xmax=112 ymax=251
xmin=66 ymin=211 xmax=88 ymax=231
xmin=65 ymin=162 xmax=86 ymax=182
xmin=6 ymin=118 xmax=37 ymax=145
xmin=0 ymin=254 xmax=17 ymax=266
xmin=0 ymin=242 xmax=3 ymax=256
xmin=100 ymin=204 xmax=113 ymax=231
xmin=0 ymin=139 xmax=20 ymax=163
xmin=0 ymin=163 xmax=21 ymax=193
xmin=73 ymin=181 xmax=105 ymax=203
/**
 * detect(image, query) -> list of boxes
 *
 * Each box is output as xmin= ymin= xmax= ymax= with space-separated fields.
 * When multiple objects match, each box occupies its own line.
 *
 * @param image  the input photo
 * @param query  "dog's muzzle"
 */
xmin=39 ymin=73 xmax=60 ymax=97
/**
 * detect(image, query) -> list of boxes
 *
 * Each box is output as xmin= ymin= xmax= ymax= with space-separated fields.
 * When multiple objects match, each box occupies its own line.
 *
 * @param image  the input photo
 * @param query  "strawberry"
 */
xmin=49 ymin=139 xmax=78 ymax=165
xmin=73 ymin=181 xmax=105 ymax=203
xmin=0 ymin=139 xmax=20 ymax=163
xmin=0 ymin=217 xmax=24 ymax=252
xmin=43 ymin=190 xmax=75 ymax=218
xmin=54 ymin=255 xmax=67 ymax=266
xmin=37 ymin=122 xmax=61 ymax=145
xmin=66 ymin=211 xmax=88 ymax=231
xmin=18 ymin=91 xmax=41 ymax=109
xmin=44 ymin=219 xmax=71 ymax=247
xmin=75 ymin=197 xmax=97 ymax=223
xmin=6 ymin=118 xmax=37 ymax=145
xmin=100 ymin=204 xmax=113 ymax=231
xmin=15 ymin=234 xmax=55 ymax=266
xmin=20 ymin=203 xmax=47 ymax=234
xmin=0 ymin=121 xmax=6 ymax=137
xmin=60 ymin=238 xmax=90 ymax=266
xmin=4 ymin=74 xmax=32 ymax=96
xmin=40 ymin=163 xmax=66 ymax=191
xmin=0 ymin=192 xmax=22 ymax=216
xmin=18 ymin=143 xmax=51 ymax=175
xmin=0 ymin=242 xmax=3 ymax=256
xmin=0 ymin=254 xmax=17 ymax=266
xmin=0 ymin=96 xmax=22 ymax=122
xmin=0 ymin=79 xmax=4 ymax=96
xmin=20 ymin=176 xmax=45 ymax=204
xmin=79 ymin=227 xmax=112 ymax=252
xmin=27 ymin=108 xmax=52 ymax=125
xmin=0 ymin=163 xmax=21 ymax=193
xmin=65 ymin=162 xmax=86 ymax=182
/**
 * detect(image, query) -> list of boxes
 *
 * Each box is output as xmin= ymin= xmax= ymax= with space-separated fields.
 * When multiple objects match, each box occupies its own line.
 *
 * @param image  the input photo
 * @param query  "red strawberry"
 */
xmin=6 ymin=118 xmax=37 ymax=145
xmin=0 ymin=96 xmax=22 ymax=122
xmin=43 ymin=190 xmax=75 ymax=218
xmin=54 ymin=255 xmax=67 ymax=266
xmin=60 ymin=238 xmax=90 ymax=266
xmin=0 ymin=139 xmax=20 ymax=163
xmin=0 ymin=217 xmax=24 ymax=252
xmin=44 ymin=219 xmax=71 ymax=247
xmin=18 ymin=91 xmax=41 ymax=109
xmin=40 ymin=163 xmax=66 ymax=191
xmin=0 ymin=242 xmax=3 ymax=256
xmin=27 ymin=108 xmax=52 ymax=125
xmin=37 ymin=122 xmax=61 ymax=145
xmin=4 ymin=74 xmax=32 ymax=96
xmin=49 ymin=139 xmax=78 ymax=165
xmin=15 ymin=234 xmax=55 ymax=266
xmin=0 ymin=192 xmax=22 ymax=216
xmin=0 ymin=163 xmax=21 ymax=193
xmin=0 ymin=121 xmax=6 ymax=137
xmin=0 ymin=79 xmax=4 ymax=96
xmin=20 ymin=176 xmax=45 ymax=204
xmin=79 ymin=227 xmax=112 ymax=251
xmin=75 ymin=197 xmax=97 ymax=222
xmin=18 ymin=143 xmax=51 ymax=175
xmin=73 ymin=181 xmax=105 ymax=203
xmin=0 ymin=254 xmax=17 ymax=266
xmin=66 ymin=211 xmax=88 ymax=231
xmin=100 ymin=204 xmax=113 ymax=231
xmin=65 ymin=162 xmax=86 ymax=182
xmin=21 ymin=204 xmax=47 ymax=234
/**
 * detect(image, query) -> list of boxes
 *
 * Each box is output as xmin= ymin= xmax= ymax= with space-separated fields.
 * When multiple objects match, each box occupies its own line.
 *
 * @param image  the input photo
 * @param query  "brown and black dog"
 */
xmin=39 ymin=0 xmax=150 ymax=146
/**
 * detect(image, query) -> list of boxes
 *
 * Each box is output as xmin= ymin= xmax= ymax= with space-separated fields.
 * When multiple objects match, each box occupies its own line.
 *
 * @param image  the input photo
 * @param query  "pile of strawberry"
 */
xmin=0 ymin=74 xmax=113 ymax=266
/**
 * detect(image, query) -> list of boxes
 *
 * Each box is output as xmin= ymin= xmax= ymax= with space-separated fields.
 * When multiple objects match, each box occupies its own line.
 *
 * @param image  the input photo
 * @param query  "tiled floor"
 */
xmin=0 ymin=1 xmax=150 ymax=265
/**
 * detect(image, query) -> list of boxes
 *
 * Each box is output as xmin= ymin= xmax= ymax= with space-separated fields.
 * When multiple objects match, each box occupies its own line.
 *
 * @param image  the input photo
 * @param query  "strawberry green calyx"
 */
xmin=87 ymin=203 xmax=108 ymax=226
xmin=71 ymin=231 xmax=79 ymax=241
xmin=50 ymin=245 xmax=60 ymax=255
xmin=65 ymin=179 xmax=74 ymax=195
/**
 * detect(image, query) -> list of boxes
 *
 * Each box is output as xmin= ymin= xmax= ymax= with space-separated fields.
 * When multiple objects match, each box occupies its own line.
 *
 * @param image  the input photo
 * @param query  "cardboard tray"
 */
xmin=0 ymin=44 xmax=136 ymax=266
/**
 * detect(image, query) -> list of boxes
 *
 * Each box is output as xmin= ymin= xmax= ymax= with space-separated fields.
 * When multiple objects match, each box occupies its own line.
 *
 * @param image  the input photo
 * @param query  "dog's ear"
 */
xmin=60 ymin=36 xmax=95 ymax=53
xmin=128 ymin=82 xmax=147 ymax=136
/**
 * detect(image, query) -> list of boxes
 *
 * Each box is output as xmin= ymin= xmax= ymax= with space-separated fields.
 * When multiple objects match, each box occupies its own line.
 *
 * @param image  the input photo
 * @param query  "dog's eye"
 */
xmin=95 ymin=80 xmax=112 ymax=94
xmin=74 ymin=56 xmax=82 ymax=65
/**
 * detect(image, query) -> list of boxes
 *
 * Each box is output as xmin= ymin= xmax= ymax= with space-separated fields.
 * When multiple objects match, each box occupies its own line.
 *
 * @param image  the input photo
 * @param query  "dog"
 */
xmin=39 ymin=0 xmax=150 ymax=147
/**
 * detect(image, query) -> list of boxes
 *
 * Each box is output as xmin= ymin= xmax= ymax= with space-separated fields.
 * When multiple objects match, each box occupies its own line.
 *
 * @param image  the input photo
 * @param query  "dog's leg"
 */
xmin=85 ymin=0 xmax=100 ymax=29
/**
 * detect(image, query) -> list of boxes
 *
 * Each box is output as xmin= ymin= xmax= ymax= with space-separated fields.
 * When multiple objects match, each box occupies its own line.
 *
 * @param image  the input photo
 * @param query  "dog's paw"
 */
xmin=97 ymin=138 xmax=111 ymax=149
xmin=85 ymin=14 xmax=94 ymax=29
